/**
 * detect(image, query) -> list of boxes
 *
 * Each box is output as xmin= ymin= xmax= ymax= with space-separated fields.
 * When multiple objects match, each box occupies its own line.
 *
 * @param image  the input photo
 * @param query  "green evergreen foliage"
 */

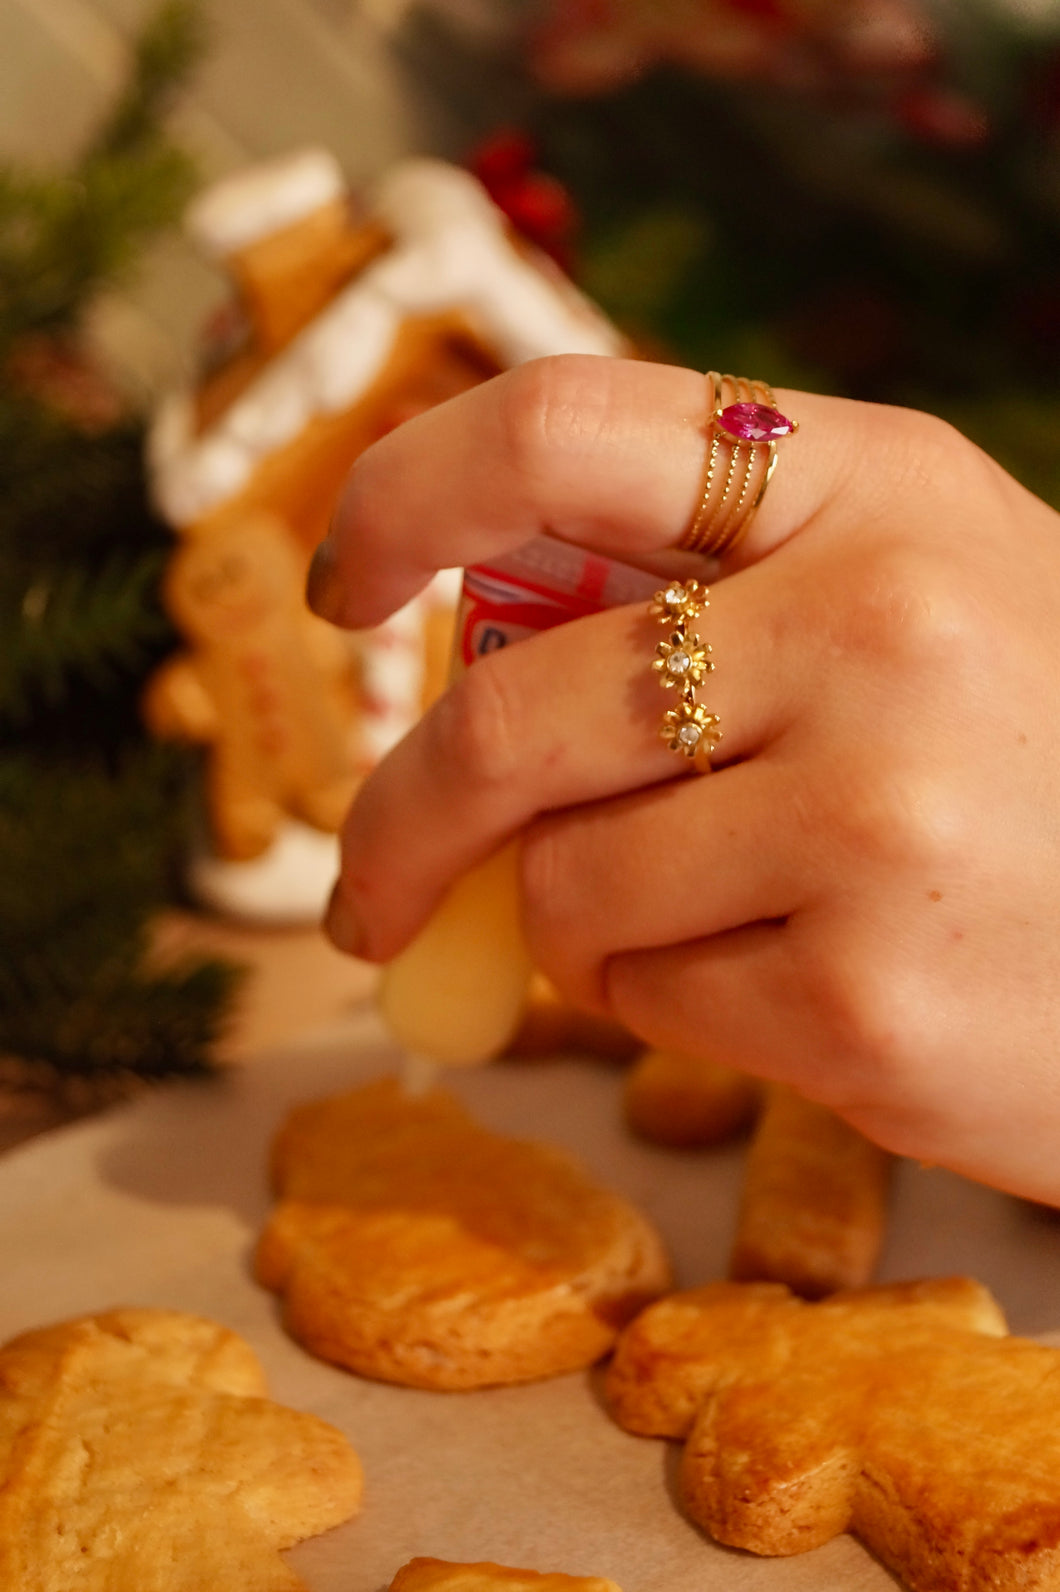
xmin=0 ymin=1 xmax=241 ymax=1094
xmin=0 ymin=749 xmax=241 ymax=1091
xmin=0 ymin=401 xmax=174 ymax=728
xmin=0 ymin=0 xmax=204 ymax=358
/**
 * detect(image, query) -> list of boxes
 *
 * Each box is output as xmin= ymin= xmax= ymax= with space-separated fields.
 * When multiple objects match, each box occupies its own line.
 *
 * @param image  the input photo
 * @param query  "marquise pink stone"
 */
xmin=717 ymin=402 xmax=795 ymax=443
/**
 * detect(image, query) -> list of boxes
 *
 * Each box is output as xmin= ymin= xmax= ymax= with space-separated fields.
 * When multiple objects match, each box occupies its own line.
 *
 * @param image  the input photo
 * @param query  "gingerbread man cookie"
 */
xmin=605 ymin=1276 xmax=1060 ymax=1592
xmin=144 ymin=512 xmax=360 ymax=859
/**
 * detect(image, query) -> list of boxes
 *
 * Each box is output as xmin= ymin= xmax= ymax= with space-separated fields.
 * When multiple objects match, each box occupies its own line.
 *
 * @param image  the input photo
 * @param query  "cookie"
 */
xmin=256 ymin=1076 xmax=671 ymax=1389
xmin=622 ymin=1046 xmax=760 ymax=1147
xmin=605 ymin=1277 xmax=1060 ymax=1592
xmin=605 ymin=1275 xmax=1005 ymax=1437
xmin=144 ymin=512 xmax=361 ymax=860
xmin=505 ymin=973 xmax=641 ymax=1062
xmin=388 ymin=1558 xmax=623 ymax=1592
xmin=729 ymin=1085 xmax=892 ymax=1296
xmin=0 ymin=1307 xmax=362 ymax=1590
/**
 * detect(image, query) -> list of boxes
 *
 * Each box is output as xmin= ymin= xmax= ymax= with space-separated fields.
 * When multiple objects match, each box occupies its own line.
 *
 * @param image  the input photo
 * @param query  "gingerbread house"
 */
xmin=145 ymin=150 xmax=627 ymax=921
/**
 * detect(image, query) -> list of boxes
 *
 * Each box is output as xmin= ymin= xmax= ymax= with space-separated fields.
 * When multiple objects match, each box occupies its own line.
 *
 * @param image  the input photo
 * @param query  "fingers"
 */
xmin=601 ymin=924 xmax=839 ymax=1104
xmin=600 ymin=917 xmax=946 ymax=1171
xmin=309 ymin=355 xmax=907 ymax=630
xmin=330 ymin=561 xmax=799 ymax=962
xmin=519 ymin=758 xmax=816 ymax=1012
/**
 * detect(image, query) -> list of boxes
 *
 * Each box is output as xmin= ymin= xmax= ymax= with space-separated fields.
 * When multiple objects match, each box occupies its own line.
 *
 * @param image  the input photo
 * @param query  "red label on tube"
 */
xmin=457 ymin=539 xmax=657 ymax=668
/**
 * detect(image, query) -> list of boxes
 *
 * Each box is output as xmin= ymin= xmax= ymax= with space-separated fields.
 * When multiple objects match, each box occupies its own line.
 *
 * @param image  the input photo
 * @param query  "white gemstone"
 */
xmin=677 ymin=723 xmax=702 ymax=747
xmin=666 ymin=651 xmax=691 ymax=676
xmin=665 ymin=585 xmax=685 ymax=605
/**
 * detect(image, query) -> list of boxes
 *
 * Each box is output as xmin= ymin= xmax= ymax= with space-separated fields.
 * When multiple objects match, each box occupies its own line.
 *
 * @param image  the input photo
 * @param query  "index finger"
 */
xmin=308 ymin=355 xmax=886 ymax=630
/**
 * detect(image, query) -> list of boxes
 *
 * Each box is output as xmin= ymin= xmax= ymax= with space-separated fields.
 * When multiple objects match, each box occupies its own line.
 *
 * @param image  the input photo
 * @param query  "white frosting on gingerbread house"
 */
xmin=184 ymin=147 xmax=347 ymax=259
xmin=149 ymin=156 xmax=627 ymax=528
xmin=147 ymin=154 xmax=629 ymax=923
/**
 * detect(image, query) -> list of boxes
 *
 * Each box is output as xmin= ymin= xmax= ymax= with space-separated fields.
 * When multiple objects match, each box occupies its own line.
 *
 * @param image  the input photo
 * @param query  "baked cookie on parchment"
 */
xmin=0 ymin=1307 xmax=362 ymax=1591
xmin=388 ymin=1558 xmax=623 ymax=1592
xmin=256 ymin=1076 xmax=671 ymax=1390
xmin=605 ymin=1275 xmax=1060 ymax=1592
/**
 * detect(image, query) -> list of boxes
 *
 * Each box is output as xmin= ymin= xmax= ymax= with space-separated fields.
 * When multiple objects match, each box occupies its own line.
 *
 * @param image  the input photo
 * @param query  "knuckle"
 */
xmin=829 ymin=763 xmax=970 ymax=877
xmin=495 ymin=355 xmax=612 ymax=481
xmin=877 ymin=404 xmax=992 ymax=505
xmin=519 ymin=816 xmax=601 ymax=1007
xmin=792 ymin=924 xmax=930 ymax=1107
xmin=827 ymin=539 xmax=981 ymax=681
xmin=426 ymin=657 xmax=523 ymax=796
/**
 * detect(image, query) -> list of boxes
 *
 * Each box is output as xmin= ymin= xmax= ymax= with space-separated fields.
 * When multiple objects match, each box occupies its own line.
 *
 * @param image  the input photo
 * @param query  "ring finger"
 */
xmin=333 ymin=557 xmax=804 ymax=962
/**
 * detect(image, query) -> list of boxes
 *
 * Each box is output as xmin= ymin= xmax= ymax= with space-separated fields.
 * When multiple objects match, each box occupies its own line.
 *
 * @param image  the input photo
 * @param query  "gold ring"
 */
xmin=680 ymin=372 xmax=798 ymax=558
xmin=650 ymin=580 xmax=721 ymax=774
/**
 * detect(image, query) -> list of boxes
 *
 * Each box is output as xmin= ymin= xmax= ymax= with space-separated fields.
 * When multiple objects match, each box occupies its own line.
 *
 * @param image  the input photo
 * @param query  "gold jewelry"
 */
xmin=680 ymin=372 xmax=798 ymax=558
xmin=650 ymin=580 xmax=721 ymax=772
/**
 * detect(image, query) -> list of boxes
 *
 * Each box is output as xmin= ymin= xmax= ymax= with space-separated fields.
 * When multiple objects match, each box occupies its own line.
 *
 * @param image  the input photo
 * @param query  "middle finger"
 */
xmin=520 ymin=756 xmax=817 ymax=1013
xmin=336 ymin=558 xmax=800 ymax=962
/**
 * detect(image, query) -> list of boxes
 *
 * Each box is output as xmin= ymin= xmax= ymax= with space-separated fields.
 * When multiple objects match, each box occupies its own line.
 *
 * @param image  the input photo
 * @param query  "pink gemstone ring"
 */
xmin=679 ymin=374 xmax=798 ymax=559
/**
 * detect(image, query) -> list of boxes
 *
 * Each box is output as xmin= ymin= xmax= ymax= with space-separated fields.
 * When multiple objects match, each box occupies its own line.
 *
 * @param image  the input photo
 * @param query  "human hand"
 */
xmin=310 ymin=355 xmax=1060 ymax=1205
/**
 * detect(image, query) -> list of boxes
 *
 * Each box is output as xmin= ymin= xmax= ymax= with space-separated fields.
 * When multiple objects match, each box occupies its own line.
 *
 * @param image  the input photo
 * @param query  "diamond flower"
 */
xmin=660 ymin=699 xmax=722 ymax=758
xmin=649 ymin=580 xmax=708 ymax=624
xmin=653 ymin=630 xmax=713 ymax=689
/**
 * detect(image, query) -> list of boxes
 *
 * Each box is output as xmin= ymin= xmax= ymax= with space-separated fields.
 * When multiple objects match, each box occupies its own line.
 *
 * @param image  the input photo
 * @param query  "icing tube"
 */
xmin=379 ymin=537 xmax=658 ymax=1075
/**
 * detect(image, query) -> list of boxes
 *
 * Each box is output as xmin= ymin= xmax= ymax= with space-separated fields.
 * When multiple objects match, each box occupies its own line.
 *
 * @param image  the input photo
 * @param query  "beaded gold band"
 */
xmin=679 ymin=372 xmax=798 ymax=559
xmin=651 ymin=579 xmax=721 ymax=773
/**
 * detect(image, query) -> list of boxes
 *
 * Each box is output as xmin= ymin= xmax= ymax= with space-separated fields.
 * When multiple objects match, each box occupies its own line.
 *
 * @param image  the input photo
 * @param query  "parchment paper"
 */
xmin=3 ymin=1007 xmax=1060 ymax=1592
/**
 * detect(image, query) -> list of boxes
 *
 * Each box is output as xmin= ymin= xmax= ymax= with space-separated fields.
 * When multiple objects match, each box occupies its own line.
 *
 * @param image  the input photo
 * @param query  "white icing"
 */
xmin=150 ymin=156 xmax=627 ymax=527
xmin=427 ymin=566 xmax=463 ymax=608
xmin=357 ymin=570 xmax=460 ymax=761
xmin=160 ymin=431 xmax=254 ymax=527
xmin=222 ymin=361 xmax=314 ymax=453
xmin=187 ymin=820 xmax=340 ymax=924
xmin=146 ymin=391 xmax=195 ymax=475
xmin=369 ymin=157 xmax=501 ymax=237
xmin=303 ymin=286 xmax=400 ymax=415
xmin=185 ymin=148 xmax=346 ymax=259
xmin=358 ymin=592 xmax=429 ymax=764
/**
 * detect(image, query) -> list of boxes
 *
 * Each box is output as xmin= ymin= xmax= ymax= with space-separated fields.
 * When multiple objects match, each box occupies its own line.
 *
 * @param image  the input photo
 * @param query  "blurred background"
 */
xmin=5 ymin=0 xmax=1059 ymax=478
xmin=2 ymin=0 xmax=1058 ymax=1107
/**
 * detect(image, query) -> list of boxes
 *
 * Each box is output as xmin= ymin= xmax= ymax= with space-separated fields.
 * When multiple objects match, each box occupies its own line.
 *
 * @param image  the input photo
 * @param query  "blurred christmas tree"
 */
xmin=517 ymin=0 xmax=1060 ymax=507
xmin=0 ymin=0 xmax=241 ymax=1100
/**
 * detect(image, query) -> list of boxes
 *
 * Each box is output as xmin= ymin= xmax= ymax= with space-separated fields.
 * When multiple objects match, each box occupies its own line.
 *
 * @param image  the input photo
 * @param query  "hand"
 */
xmin=311 ymin=355 xmax=1060 ymax=1206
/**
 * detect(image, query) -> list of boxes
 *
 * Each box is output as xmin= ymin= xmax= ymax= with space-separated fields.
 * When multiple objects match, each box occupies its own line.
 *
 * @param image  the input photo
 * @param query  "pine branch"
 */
xmin=0 ymin=748 xmax=240 ymax=1087
xmin=0 ymin=0 xmax=204 ymax=351
xmin=0 ymin=400 xmax=160 ymax=561
xmin=0 ymin=151 xmax=197 ymax=350
xmin=0 ymin=551 xmax=171 ymax=726
xmin=0 ymin=1 xmax=234 ymax=1095
xmin=89 ymin=0 xmax=208 ymax=161
xmin=0 ymin=748 xmax=185 ymax=958
xmin=0 ymin=954 xmax=242 ymax=1089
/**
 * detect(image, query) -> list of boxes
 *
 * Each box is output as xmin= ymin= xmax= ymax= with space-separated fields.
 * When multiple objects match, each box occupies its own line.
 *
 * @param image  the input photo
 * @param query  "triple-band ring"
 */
xmin=679 ymin=372 xmax=798 ymax=558
xmin=651 ymin=579 xmax=720 ymax=774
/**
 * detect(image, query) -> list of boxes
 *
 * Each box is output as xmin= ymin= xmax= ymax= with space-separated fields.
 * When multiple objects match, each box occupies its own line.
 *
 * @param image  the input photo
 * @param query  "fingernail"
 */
xmin=306 ymin=539 xmax=343 ymax=622
xmin=325 ymin=884 xmax=365 ymax=958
